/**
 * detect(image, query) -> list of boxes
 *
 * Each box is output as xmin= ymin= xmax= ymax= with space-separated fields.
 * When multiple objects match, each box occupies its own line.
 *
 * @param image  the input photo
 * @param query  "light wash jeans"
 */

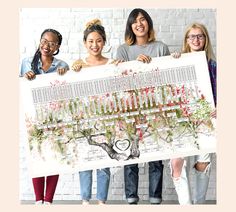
xmin=193 ymin=153 xmax=212 ymax=204
xmin=170 ymin=153 xmax=212 ymax=205
xmin=79 ymin=168 xmax=110 ymax=202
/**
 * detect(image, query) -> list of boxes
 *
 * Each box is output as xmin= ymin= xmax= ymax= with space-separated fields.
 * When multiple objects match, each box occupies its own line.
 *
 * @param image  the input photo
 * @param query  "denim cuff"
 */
xmin=149 ymin=197 xmax=162 ymax=204
xmin=127 ymin=197 xmax=139 ymax=204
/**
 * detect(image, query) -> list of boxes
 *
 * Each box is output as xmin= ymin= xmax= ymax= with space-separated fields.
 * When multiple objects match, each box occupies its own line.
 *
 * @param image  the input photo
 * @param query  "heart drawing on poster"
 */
xmin=114 ymin=139 xmax=131 ymax=151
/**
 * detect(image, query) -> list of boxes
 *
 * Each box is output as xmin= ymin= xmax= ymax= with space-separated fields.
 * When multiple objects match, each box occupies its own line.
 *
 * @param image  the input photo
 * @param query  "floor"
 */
xmin=21 ymin=200 xmax=216 ymax=205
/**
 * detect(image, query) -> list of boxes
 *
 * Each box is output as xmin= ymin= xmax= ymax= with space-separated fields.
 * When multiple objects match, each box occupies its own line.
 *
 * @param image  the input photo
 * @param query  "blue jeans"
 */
xmin=124 ymin=161 xmax=163 ymax=204
xmin=79 ymin=168 xmax=110 ymax=202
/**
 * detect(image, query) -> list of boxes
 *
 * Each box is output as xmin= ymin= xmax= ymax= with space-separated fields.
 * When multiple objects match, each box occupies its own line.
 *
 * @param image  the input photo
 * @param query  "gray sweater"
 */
xmin=116 ymin=41 xmax=170 ymax=61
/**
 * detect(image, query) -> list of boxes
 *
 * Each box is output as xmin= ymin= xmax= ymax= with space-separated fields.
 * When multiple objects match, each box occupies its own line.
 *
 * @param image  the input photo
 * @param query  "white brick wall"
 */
xmin=19 ymin=8 xmax=216 ymax=203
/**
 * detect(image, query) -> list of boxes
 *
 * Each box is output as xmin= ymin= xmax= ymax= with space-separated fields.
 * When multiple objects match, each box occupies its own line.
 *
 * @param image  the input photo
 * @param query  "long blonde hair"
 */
xmin=182 ymin=23 xmax=215 ymax=61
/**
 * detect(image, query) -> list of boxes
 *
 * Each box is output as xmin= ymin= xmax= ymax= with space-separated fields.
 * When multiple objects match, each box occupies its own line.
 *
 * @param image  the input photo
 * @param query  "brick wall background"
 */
xmin=19 ymin=8 xmax=216 ymax=203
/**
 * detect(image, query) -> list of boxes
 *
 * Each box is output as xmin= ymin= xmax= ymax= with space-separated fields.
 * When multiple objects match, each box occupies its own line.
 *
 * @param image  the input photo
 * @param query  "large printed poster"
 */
xmin=20 ymin=51 xmax=216 ymax=177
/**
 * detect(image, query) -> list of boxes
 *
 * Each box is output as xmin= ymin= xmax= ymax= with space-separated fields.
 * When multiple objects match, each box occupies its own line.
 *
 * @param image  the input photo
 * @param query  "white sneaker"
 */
xmin=44 ymin=201 xmax=52 ymax=205
xmin=82 ymin=200 xmax=90 ymax=205
xmin=35 ymin=200 xmax=43 ymax=205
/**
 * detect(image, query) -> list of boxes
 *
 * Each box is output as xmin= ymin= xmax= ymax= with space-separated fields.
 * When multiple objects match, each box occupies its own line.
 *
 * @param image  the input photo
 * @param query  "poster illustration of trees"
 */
xmin=19 ymin=51 xmax=216 ymax=177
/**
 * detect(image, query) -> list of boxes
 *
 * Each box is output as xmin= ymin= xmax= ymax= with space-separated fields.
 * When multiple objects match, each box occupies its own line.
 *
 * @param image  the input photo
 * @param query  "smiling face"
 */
xmin=84 ymin=31 xmax=105 ymax=56
xmin=187 ymin=28 xmax=206 ymax=52
xmin=39 ymin=32 xmax=59 ymax=57
xmin=131 ymin=13 xmax=149 ymax=39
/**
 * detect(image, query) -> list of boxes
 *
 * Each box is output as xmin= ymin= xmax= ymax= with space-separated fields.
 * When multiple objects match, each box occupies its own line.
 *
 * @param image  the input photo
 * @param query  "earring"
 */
xmin=53 ymin=49 xmax=59 ymax=56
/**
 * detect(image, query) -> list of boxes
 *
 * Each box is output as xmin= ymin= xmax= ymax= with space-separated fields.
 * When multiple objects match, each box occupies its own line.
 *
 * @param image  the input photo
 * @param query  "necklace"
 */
xmin=136 ymin=43 xmax=148 ymax=48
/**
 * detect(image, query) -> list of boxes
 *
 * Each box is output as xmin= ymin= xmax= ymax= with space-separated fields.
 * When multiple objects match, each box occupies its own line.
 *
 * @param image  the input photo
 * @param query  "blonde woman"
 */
xmin=171 ymin=23 xmax=216 ymax=205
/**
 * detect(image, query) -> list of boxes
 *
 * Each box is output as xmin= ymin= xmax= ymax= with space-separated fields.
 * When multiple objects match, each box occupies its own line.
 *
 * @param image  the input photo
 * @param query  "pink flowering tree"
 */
xmin=26 ymin=71 xmax=215 ymax=163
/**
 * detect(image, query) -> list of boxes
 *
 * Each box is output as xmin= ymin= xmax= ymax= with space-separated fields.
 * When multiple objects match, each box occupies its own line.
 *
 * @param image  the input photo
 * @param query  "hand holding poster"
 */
xmin=20 ymin=51 xmax=216 ymax=177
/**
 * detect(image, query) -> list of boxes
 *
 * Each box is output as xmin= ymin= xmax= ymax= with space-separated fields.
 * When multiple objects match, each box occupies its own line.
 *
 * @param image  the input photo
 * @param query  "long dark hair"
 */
xmin=31 ymin=29 xmax=62 ymax=74
xmin=125 ymin=8 xmax=155 ymax=45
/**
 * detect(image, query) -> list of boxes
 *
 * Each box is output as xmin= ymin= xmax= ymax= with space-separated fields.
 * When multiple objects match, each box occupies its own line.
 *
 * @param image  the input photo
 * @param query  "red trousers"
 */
xmin=32 ymin=175 xmax=59 ymax=203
